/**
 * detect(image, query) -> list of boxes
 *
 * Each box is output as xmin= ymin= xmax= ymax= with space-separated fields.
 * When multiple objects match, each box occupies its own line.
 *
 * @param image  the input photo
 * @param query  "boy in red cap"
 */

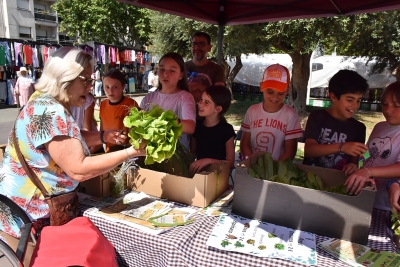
xmin=240 ymin=64 xmax=303 ymax=161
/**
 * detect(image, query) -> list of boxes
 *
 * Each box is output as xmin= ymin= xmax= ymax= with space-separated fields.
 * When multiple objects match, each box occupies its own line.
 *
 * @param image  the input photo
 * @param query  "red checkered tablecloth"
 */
xmin=83 ymin=207 xmax=398 ymax=267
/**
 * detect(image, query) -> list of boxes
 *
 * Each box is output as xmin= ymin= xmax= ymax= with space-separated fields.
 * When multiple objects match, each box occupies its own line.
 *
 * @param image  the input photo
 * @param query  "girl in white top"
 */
xmin=140 ymin=52 xmax=196 ymax=148
xmin=347 ymin=81 xmax=400 ymax=211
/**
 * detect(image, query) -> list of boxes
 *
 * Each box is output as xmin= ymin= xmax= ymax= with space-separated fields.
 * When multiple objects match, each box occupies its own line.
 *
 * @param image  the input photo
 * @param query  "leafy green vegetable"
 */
xmin=391 ymin=212 xmax=400 ymax=236
xmin=123 ymin=105 xmax=183 ymax=165
xmin=246 ymin=152 xmax=349 ymax=195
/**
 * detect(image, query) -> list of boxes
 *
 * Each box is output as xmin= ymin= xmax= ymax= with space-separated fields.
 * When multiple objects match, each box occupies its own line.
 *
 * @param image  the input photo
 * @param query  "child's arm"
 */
xmin=190 ymin=135 xmax=197 ymax=155
xmin=181 ymin=119 xmax=195 ymax=134
xmin=389 ymin=180 xmax=400 ymax=214
xmin=278 ymin=138 xmax=298 ymax=161
xmin=240 ymin=131 xmax=252 ymax=158
xmin=225 ymin=136 xmax=235 ymax=169
xmin=345 ymin=162 xmax=400 ymax=195
xmin=304 ymin=139 xmax=367 ymax=157
xmin=189 ymin=136 xmax=235 ymax=173
xmin=181 ymin=93 xmax=196 ymax=135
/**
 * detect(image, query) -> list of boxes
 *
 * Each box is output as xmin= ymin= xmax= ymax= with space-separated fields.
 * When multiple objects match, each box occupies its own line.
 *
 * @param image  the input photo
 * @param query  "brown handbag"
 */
xmin=12 ymin=127 xmax=79 ymax=226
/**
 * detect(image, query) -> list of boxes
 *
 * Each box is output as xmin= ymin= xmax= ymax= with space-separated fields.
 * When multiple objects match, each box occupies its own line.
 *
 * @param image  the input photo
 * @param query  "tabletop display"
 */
xmin=82 ymin=190 xmax=400 ymax=267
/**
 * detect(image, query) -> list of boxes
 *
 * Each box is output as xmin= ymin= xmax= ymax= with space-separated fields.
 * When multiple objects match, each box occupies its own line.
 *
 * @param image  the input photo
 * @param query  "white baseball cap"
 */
xmin=260 ymin=64 xmax=290 ymax=92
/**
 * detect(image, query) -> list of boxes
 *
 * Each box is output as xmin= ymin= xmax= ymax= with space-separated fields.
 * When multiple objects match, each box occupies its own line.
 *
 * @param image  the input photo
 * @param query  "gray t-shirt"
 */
xmin=140 ymin=90 xmax=196 ymax=148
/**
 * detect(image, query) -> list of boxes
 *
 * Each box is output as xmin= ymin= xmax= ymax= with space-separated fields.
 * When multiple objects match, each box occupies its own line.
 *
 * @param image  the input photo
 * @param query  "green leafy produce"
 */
xmin=391 ymin=212 xmax=400 ymax=236
xmin=144 ymin=141 xmax=196 ymax=178
xmin=123 ymin=105 xmax=183 ymax=165
xmin=246 ymin=153 xmax=349 ymax=195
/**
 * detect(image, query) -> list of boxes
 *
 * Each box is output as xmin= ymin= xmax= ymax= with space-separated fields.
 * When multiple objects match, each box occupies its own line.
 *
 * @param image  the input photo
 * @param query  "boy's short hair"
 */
xmin=103 ymin=69 xmax=126 ymax=86
xmin=260 ymin=64 xmax=290 ymax=92
xmin=329 ymin=70 xmax=369 ymax=99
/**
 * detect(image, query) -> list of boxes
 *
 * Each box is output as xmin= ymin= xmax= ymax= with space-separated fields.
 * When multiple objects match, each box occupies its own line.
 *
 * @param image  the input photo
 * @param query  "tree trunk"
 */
xmin=286 ymin=52 xmax=312 ymax=115
xmin=222 ymin=55 xmax=243 ymax=97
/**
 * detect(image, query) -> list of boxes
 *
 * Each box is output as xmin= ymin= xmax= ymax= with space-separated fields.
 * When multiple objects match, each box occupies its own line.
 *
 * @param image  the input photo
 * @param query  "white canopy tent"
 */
xmin=228 ymin=54 xmax=396 ymax=89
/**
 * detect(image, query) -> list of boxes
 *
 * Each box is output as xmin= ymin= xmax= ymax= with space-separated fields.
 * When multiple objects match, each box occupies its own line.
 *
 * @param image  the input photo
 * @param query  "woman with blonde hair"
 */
xmin=0 ymin=47 xmax=145 ymax=266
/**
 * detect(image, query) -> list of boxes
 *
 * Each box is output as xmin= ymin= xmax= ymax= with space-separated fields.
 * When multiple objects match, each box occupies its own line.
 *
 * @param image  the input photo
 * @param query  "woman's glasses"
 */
xmin=77 ymin=75 xmax=94 ymax=87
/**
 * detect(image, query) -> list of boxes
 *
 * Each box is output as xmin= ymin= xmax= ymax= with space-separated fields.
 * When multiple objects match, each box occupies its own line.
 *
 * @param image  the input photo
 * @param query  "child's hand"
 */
xmin=342 ymin=163 xmax=358 ymax=175
xmin=189 ymin=158 xmax=210 ymax=174
xmin=105 ymin=129 xmax=127 ymax=145
xmin=341 ymin=142 xmax=368 ymax=156
xmin=344 ymin=168 xmax=375 ymax=195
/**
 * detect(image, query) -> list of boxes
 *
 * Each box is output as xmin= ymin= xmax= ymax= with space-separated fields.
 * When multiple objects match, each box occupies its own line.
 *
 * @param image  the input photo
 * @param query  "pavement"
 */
xmin=0 ymin=103 xmax=18 ymax=145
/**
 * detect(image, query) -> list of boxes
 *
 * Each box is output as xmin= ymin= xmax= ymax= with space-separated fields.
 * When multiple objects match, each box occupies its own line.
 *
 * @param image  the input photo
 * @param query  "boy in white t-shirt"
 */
xmin=240 ymin=64 xmax=303 ymax=161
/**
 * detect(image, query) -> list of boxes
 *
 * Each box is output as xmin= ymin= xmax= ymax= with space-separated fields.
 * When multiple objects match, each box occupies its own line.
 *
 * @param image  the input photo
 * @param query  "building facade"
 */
xmin=0 ymin=0 xmax=74 ymax=44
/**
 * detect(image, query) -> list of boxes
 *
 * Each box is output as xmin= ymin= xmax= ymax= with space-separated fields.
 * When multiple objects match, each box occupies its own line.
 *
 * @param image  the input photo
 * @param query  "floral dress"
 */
xmin=0 ymin=91 xmax=89 ymax=238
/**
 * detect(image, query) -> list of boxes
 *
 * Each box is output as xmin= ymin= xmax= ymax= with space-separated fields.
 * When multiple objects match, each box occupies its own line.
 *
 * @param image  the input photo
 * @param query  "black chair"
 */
xmin=0 ymin=194 xmax=36 ymax=267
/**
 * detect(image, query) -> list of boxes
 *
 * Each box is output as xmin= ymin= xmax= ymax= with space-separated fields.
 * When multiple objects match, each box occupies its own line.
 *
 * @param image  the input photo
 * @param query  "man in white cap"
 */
xmin=240 ymin=64 xmax=303 ymax=161
xmin=14 ymin=66 xmax=34 ymax=109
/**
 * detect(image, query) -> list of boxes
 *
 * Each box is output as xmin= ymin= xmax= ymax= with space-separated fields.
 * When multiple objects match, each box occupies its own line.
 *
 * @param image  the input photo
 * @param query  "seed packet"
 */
xmin=358 ymin=150 xmax=370 ymax=168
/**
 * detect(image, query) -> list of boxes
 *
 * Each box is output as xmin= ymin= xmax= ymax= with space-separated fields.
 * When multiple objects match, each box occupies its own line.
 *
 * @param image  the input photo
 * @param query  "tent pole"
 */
xmin=217 ymin=24 xmax=223 ymax=65
xmin=217 ymin=0 xmax=225 ymax=65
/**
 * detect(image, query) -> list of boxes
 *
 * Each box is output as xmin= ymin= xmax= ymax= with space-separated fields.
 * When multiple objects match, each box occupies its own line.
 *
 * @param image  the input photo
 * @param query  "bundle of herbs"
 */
xmin=123 ymin=105 xmax=195 ymax=178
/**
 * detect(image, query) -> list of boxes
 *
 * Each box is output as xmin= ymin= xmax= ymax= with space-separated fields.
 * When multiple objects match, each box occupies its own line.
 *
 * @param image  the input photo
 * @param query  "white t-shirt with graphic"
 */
xmin=240 ymin=103 xmax=303 ymax=160
xmin=364 ymin=121 xmax=400 ymax=211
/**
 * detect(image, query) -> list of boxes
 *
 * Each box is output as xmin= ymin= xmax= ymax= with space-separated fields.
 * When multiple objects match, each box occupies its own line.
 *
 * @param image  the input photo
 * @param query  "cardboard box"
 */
xmin=131 ymin=161 xmax=230 ymax=207
xmin=79 ymin=172 xmax=112 ymax=197
xmin=232 ymin=153 xmax=376 ymax=244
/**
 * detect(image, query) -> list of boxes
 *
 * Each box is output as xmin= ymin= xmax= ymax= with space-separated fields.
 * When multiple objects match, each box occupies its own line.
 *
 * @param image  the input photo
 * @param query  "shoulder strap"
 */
xmin=12 ymin=125 xmax=50 ymax=198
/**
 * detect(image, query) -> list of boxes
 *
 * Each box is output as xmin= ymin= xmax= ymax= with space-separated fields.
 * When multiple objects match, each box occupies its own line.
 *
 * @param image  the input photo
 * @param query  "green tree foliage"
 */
xmin=336 ymin=11 xmax=400 ymax=80
xmin=149 ymin=12 xmax=270 ymax=94
xmin=263 ymin=17 xmax=348 ymax=114
xmin=52 ymin=0 xmax=151 ymax=46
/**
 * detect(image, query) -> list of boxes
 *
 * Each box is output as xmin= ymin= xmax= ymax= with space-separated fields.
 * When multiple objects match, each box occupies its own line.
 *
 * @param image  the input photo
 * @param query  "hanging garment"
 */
xmin=32 ymin=47 xmax=39 ymax=68
xmin=23 ymin=45 xmax=33 ymax=65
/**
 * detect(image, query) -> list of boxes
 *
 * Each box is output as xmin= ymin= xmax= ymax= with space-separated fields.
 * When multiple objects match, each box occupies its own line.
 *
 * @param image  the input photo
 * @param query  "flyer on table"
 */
xmin=206 ymin=214 xmax=317 ymax=266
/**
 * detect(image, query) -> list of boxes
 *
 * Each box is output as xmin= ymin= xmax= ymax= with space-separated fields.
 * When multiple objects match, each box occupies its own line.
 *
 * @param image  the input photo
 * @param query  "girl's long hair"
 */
xmin=382 ymin=81 xmax=400 ymax=103
xmin=157 ymin=52 xmax=189 ymax=92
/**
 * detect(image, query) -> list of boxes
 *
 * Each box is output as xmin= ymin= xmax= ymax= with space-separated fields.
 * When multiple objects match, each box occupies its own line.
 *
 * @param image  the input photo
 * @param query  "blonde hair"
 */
xmin=35 ymin=47 xmax=92 ymax=103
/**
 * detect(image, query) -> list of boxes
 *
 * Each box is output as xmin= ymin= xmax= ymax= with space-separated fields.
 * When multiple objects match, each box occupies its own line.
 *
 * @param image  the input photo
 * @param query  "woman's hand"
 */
xmin=344 ymin=168 xmax=375 ymax=195
xmin=127 ymin=140 xmax=146 ymax=157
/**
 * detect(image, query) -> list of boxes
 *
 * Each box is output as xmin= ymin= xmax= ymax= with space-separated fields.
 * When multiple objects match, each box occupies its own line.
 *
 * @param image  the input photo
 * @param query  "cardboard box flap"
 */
xmin=131 ymin=160 xmax=230 ymax=207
